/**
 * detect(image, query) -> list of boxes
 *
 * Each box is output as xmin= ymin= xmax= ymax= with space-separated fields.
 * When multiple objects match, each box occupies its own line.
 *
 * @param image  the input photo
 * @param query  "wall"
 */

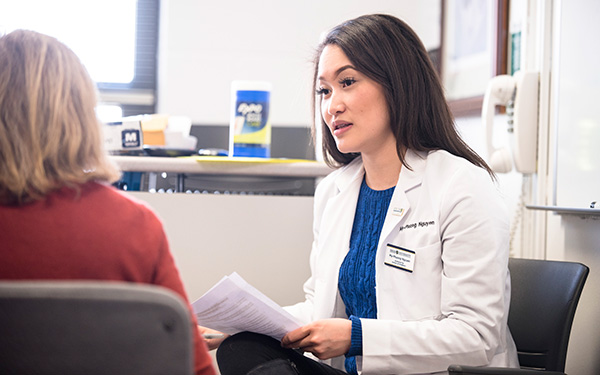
xmin=157 ymin=0 xmax=440 ymax=127
xmin=128 ymin=192 xmax=314 ymax=305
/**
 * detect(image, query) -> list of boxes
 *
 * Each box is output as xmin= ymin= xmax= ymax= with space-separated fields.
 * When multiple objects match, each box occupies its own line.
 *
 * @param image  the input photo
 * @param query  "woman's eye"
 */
xmin=340 ymin=78 xmax=356 ymax=88
xmin=316 ymin=87 xmax=330 ymax=96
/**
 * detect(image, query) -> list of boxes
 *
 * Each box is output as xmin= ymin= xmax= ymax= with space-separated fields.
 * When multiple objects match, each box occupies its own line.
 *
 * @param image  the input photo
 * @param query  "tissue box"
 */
xmin=103 ymin=118 xmax=144 ymax=154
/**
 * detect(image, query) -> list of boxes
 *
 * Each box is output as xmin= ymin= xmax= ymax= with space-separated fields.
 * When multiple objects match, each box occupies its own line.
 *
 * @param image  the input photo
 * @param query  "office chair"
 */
xmin=0 ymin=281 xmax=194 ymax=375
xmin=448 ymin=258 xmax=589 ymax=375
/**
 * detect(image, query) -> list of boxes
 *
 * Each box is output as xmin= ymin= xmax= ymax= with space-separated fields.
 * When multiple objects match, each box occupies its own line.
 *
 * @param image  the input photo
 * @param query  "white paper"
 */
xmin=192 ymin=272 xmax=301 ymax=341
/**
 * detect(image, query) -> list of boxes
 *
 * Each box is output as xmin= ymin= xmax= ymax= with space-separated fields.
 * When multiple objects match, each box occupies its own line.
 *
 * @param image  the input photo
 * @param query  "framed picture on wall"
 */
xmin=441 ymin=0 xmax=509 ymax=117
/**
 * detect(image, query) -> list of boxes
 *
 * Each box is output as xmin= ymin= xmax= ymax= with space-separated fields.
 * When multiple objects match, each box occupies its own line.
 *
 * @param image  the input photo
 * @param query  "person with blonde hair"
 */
xmin=0 ymin=29 xmax=215 ymax=375
xmin=0 ymin=30 xmax=120 ymax=204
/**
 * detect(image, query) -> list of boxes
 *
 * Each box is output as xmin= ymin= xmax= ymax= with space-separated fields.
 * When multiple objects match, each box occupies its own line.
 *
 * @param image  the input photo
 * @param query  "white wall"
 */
xmin=129 ymin=192 xmax=314 ymax=305
xmin=157 ymin=0 xmax=440 ymax=127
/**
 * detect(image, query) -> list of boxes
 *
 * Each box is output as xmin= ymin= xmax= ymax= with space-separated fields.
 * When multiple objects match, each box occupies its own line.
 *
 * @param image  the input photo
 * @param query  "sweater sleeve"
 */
xmin=347 ymin=315 xmax=363 ymax=356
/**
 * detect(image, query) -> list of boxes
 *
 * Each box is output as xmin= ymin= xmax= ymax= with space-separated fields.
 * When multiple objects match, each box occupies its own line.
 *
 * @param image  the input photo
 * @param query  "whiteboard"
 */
xmin=553 ymin=0 xmax=600 ymax=210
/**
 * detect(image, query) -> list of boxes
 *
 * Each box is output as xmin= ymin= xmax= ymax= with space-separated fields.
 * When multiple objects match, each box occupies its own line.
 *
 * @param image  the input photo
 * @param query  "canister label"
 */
xmin=231 ymin=89 xmax=271 ymax=157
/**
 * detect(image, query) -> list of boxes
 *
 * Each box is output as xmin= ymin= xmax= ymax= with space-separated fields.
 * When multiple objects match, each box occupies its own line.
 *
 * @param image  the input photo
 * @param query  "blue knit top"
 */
xmin=338 ymin=178 xmax=395 ymax=374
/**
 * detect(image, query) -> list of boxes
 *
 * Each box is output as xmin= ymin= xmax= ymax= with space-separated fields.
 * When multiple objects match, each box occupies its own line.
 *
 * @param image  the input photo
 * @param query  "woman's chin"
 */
xmin=334 ymin=142 xmax=357 ymax=155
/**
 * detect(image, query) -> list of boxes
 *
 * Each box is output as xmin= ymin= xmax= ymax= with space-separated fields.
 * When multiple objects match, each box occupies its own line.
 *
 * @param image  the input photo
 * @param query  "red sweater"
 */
xmin=0 ymin=182 xmax=215 ymax=375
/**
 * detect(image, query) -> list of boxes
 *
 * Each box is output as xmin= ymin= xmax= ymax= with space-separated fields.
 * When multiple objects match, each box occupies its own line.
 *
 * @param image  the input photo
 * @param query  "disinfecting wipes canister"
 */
xmin=229 ymin=81 xmax=272 ymax=158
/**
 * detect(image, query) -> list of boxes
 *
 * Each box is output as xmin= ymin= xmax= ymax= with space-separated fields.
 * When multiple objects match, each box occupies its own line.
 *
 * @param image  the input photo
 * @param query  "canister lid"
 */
xmin=231 ymin=80 xmax=272 ymax=92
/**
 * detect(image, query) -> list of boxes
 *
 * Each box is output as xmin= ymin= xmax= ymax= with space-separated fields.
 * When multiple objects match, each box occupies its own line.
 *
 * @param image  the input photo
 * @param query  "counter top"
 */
xmin=110 ymin=155 xmax=334 ymax=178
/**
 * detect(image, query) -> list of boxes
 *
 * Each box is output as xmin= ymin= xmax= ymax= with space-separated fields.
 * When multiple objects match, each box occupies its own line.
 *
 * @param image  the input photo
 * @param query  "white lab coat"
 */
xmin=285 ymin=150 xmax=519 ymax=374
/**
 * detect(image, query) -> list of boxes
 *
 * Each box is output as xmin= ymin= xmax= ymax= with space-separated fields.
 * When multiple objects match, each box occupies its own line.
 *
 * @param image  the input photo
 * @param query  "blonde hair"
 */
xmin=0 ymin=29 xmax=121 ymax=205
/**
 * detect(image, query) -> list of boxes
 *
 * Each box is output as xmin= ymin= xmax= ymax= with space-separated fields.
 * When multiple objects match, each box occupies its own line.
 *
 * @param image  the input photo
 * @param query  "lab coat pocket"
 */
xmin=379 ymin=241 xmax=443 ymax=321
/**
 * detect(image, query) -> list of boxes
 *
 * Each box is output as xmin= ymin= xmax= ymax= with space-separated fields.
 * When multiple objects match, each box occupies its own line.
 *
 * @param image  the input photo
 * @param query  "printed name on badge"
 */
xmin=384 ymin=244 xmax=415 ymax=273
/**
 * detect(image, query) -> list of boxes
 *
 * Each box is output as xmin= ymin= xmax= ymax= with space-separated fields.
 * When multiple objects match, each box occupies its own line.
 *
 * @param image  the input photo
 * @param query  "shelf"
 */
xmin=110 ymin=155 xmax=333 ymax=178
xmin=526 ymin=205 xmax=600 ymax=216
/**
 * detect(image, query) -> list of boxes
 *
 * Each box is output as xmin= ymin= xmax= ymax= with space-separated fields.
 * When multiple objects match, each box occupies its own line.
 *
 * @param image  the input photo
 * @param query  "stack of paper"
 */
xmin=192 ymin=273 xmax=301 ymax=341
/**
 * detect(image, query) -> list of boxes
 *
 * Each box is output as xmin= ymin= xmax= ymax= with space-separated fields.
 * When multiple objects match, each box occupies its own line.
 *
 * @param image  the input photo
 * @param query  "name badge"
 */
xmin=384 ymin=244 xmax=415 ymax=273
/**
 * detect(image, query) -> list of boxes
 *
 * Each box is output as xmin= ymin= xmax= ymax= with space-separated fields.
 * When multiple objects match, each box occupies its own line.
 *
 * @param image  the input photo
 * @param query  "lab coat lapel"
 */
xmin=379 ymin=150 xmax=426 ymax=244
xmin=315 ymin=159 xmax=364 ymax=319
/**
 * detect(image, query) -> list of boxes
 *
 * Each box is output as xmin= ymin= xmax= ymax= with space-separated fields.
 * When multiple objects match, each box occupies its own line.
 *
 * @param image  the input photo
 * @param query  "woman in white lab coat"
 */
xmin=216 ymin=14 xmax=519 ymax=375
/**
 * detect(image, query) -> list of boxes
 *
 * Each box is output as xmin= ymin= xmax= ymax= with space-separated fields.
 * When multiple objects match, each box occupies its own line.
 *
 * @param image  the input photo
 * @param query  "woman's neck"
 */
xmin=362 ymin=150 xmax=403 ymax=191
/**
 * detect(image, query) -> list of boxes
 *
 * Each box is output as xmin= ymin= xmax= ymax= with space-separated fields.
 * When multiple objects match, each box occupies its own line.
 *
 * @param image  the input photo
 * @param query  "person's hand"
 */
xmin=198 ymin=326 xmax=228 ymax=350
xmin=281 ymin=318 xmax=351 ymax=360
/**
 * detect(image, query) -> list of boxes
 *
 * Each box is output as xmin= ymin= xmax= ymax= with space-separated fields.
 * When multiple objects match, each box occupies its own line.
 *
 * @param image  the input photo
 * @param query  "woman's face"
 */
xmin=316 ymin=45 xmax=394 ymax=157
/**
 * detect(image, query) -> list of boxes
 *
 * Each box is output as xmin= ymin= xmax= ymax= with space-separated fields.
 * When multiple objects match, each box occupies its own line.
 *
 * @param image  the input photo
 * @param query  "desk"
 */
xmin=110 ymin=155 xmax=328 ymax=302
xmin=111 ymin=156 xmax=333 ymax=195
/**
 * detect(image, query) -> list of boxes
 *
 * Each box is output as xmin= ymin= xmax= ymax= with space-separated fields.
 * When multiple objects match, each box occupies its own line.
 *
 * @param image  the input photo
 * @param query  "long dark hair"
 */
xmin=312 ymin=14 xmax=494 ymax=178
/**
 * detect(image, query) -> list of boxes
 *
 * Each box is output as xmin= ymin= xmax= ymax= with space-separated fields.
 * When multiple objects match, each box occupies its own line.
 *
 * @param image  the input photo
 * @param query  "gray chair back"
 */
xmin=0 ymin=281 xmax=193 ymax=375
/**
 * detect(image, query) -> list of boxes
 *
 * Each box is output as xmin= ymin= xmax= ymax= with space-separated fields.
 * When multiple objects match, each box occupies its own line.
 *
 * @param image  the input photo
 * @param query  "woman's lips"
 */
xmin=332 ymin=121 xmax=352 ymax=136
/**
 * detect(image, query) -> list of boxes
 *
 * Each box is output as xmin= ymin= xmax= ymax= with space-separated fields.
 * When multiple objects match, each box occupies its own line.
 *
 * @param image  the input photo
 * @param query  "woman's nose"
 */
xmin=326 ymin=93 xmax=345 ymax=116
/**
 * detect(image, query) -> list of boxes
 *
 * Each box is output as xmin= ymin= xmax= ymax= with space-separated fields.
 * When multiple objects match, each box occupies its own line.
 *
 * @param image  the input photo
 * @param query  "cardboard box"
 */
xmin=140 ymin=114 xmax=169 ymax=146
